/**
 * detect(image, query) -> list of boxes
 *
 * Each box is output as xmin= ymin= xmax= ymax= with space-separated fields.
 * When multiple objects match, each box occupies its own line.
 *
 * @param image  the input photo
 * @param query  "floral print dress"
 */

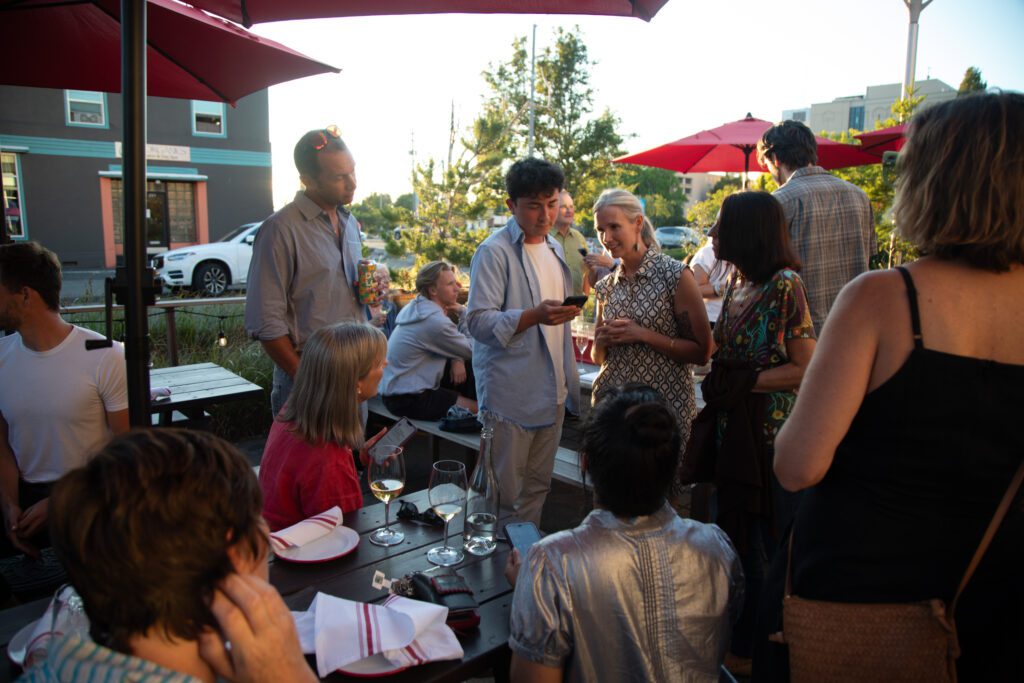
xmin=713 ymin=268 xmax=815 ymax=446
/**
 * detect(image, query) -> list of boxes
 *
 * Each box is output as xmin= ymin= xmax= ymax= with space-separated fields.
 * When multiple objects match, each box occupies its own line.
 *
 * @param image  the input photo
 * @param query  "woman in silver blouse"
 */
xmin=505 ymin=384 xmax=744 ymax=683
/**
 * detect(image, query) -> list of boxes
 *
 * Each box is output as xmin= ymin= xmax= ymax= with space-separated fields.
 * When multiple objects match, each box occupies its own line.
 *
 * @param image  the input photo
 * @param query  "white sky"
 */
xmin=248 ymin=0 xmax=1024 ymax=209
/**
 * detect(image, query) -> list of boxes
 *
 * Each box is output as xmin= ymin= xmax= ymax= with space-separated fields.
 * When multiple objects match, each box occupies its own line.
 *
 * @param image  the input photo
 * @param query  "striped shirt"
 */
xmin=20 ymin=633 xmax=200 ymax=683
xmin=774 ymin=166 xmax=874 ymax=334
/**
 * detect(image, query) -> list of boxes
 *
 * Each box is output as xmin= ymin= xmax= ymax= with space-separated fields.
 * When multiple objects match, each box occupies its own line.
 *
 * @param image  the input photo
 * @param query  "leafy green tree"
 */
xmin=481 ymin=28 xmax=625 ymax=227
xmin=394 ymin=193 xmax=417 ymax=212
xmin=351 ymin=193 xmax=391 ymax=234
xmin=618 ymin=165 xmax=687 ymax=227
xmin=958 ymin=67 xmax=987 ymax=96
xmin=711 ymin=175 xmax=743 ymax=194
xmin=686 ymin=186 xmax=738 ymax=230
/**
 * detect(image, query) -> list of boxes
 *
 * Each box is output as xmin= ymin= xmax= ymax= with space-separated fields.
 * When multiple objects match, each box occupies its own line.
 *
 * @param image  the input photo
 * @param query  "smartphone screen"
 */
xmin=376 ymin=417 xmax=416 ymax=450
xmin=504 ymin=522 xmax=542 ymax=556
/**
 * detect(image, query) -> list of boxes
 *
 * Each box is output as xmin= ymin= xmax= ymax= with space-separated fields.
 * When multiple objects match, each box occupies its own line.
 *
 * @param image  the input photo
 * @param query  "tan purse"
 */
xmin=776 ymin=461 xmax=1024 ymax=683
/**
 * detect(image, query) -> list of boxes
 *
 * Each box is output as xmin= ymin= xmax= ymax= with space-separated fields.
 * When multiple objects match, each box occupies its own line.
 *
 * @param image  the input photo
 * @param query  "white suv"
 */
xmin=152 ymin=222 xmax=260 ymax=296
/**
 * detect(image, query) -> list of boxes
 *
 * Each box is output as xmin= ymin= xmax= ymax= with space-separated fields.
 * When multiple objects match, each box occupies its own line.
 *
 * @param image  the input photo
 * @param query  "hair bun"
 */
xmin=624 ymin=403 xmax=676 ymax=446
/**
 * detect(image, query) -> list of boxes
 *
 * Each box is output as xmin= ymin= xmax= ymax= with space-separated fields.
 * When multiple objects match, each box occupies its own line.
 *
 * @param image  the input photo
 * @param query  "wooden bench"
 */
xmin=366 ymin=396 xmax=585 ymax=487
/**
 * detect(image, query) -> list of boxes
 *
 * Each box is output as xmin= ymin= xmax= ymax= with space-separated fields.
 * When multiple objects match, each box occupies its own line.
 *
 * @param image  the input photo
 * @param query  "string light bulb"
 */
xmin=216 ymin=317 xmax=228 ymax=347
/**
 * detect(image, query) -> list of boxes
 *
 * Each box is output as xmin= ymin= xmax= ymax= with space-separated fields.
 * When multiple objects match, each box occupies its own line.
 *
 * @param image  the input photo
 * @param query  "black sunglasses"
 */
xmin=397 ymin=500 xmax=443 ymax=526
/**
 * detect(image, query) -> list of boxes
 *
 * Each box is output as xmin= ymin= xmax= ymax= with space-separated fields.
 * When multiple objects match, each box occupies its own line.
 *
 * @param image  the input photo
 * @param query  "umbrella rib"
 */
xmin=90 ymin=0 xmax=235 ymax=103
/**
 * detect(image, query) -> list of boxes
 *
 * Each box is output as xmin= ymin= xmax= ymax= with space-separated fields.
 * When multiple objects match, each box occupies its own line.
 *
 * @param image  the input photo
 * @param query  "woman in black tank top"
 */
xmin=753 ymin=93 xmax=1024 ymax=682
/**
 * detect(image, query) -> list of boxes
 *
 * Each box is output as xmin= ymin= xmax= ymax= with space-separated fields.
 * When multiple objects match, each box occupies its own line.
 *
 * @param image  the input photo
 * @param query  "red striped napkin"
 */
xmin=268 ymin=506 xmax=342 ymax=554
xmin=292 ymin=593 xmax=463 ymax=676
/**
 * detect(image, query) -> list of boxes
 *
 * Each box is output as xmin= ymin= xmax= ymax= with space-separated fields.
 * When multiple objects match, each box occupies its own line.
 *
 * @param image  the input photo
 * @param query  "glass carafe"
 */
xmin=464 ymin=413 xmax=500 ymax=556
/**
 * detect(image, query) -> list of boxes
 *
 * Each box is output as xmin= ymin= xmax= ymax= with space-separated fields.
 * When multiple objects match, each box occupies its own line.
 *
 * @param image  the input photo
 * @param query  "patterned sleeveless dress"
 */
xmin=593 ymin=249 xmax=696 ymax=446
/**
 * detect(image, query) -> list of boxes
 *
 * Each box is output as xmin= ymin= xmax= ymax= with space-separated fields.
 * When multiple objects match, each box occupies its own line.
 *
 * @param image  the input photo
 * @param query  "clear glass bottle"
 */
xmin=464 ymin=413 xmax=499 ymax=556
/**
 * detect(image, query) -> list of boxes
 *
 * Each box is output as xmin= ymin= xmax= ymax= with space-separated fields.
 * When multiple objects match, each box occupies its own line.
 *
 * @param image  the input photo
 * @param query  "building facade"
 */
xmin=782 ymin=78 xmax=957 ymax=135
xmin=1 ymin=85 xmax=273 ymax=267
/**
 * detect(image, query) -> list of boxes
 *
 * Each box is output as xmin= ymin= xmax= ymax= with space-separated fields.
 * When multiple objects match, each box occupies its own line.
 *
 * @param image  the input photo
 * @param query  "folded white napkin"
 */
xmin=269 ymin=506 xmax=342 ymax=554
xmin=24 ymin=590 xmax=91 ymax=667
xmin=149 ymin=386 xmax=172 ymax=400
xmin=293 ymin=592 xmax=463 ymax=676
xmin=23 ymin=598 xmax=58 ymax=667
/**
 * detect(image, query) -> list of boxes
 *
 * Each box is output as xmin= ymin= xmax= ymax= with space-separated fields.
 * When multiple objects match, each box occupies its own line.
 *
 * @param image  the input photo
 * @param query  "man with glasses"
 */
xmin=245 ymin=127 xmax=365 ymax=415
xmin=758 ymin=120 xmax=874 ymax=335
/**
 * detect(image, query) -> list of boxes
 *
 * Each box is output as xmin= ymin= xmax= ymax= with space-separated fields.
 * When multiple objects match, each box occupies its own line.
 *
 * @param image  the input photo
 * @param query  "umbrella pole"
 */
xmin=122 ymin=0 xmax=153 ymax=427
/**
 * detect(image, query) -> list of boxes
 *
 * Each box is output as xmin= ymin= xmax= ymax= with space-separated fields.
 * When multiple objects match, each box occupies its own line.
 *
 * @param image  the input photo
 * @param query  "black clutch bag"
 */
xmin=399 ymin=567 xmax=480 ymax=633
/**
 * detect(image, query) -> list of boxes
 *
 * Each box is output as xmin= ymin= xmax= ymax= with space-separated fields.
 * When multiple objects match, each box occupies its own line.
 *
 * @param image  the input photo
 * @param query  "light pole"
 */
xmin=528 ymin=23 xmax=537 ymax=157
xmin=901 ymin=0 xmax=933 ymax=103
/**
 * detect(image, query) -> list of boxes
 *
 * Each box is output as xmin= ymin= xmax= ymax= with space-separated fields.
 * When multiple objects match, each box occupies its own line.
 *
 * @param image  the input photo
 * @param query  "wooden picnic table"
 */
xmin=0 ymin=488 xmax=518 ymax=683
xmin=149 ymin=362 xmax=264 ymax=425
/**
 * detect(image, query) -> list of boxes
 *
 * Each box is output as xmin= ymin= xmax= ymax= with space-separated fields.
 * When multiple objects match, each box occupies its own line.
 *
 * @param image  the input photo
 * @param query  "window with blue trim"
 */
xmin=65 ymin=90 xmax=107 ymax=128
xmin=2 ymin=153 xmax=27 ymax=240
xmin=848 ymin=106 xmax=865 ymax=132
xmin=192 ymin=100 xmax=226 ymax=138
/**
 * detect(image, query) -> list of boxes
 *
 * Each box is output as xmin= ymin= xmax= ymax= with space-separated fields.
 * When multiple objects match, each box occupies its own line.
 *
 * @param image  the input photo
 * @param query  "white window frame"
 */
xmin=191 ymin=100 xmax=227 ymax=138
xmin=2 ymin=152 xmax=28 ymax=241
xmin=65 ymin=90 xmax=108 ymax=128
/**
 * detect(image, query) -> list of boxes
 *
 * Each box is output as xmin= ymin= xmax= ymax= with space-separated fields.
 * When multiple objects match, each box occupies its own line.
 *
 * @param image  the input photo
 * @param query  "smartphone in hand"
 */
xmin=376 ymin=417 xmax=417 ymax=450
xmin=504 ymin=521 xmax=542 ymax=556
xmin=561 ymin=295 xmax=588 ymax=308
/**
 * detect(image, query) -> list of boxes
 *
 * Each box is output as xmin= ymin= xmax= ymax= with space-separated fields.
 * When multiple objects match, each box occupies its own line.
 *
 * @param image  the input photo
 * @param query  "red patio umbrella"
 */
xmin=855 ymin=123 xmax=907 ymax=156
xmin=614 ymin=114 xmax=881 ymax=182
xmin=185 ymin=0 xmax=670 ymax=27
xmin=0 ymin=0 xmax=339 ymax=104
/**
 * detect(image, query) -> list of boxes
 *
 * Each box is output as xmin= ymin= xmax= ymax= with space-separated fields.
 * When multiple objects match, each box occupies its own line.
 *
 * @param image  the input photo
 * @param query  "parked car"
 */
xmin=654 ymin=226 xmax=702 ymax=249
xmin=152 ymin=222 xmax=260 ymax=296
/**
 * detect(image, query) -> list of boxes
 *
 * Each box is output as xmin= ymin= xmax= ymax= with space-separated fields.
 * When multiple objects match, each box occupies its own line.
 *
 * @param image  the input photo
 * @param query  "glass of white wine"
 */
xmin=427 ymin=460 xmax=467 ymax=566
xmin=368 ymin=444 xmax=405 ymax=547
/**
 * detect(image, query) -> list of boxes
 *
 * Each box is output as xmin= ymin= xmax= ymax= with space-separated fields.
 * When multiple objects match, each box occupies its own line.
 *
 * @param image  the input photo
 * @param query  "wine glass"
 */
xmin=574 ymin=321 xmax=594 ymax=357
xmin=571 ymin=319 xmax=587 ymax=357
xmin=368 ymin=444 xmax=406 ymax=547
xmin=427 ymin=460 xmax=468 ymax=566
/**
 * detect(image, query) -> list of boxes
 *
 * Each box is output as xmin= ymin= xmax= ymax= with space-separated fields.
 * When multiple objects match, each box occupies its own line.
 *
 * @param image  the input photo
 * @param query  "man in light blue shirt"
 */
xmin=467 ymin=158 xmax=582 ymax=526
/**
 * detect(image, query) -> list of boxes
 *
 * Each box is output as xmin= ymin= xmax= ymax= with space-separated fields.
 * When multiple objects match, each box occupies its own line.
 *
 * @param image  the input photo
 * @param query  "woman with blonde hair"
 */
xmin=380 ymin=260 xmax=477 ymax=420
xmin=259 ymin=322 xmax=388 ymax=530
xmin=591 ymin=188 xmax=712 ymax=457
xmin=755 ymin=92 xmax=1024 ymax=681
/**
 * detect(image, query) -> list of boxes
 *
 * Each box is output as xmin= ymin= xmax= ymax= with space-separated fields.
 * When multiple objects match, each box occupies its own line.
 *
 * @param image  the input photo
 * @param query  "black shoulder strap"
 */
xmin=895 ymin=266 xmax=924 ymax=349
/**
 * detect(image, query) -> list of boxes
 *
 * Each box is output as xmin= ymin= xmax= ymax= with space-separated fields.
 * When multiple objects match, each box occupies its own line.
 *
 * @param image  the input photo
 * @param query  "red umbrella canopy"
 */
xmin=855 ymin=122 xmax=907 ymax=156
xmin=186 ymin=0 xmax=670 ymax=27
xmin=0 ymin=0 xmax=339 ymax=104
xmin=614 ymin=114 xmax=881 ymax=173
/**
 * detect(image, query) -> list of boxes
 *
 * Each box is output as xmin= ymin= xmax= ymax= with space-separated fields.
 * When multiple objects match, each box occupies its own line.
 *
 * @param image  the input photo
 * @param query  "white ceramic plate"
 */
xmin=273 ymin=525 xmax=359 ymax=563
xmin=337 ymin=653 xmax=408 ymax=677
xmin=7 ymin=619 xmax=37 ymax=667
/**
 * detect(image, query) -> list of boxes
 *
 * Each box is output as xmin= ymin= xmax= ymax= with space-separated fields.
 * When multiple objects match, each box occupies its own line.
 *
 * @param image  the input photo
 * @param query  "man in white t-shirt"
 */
xmin=0 ymin=242 xmax=128 ymax=556
xmin=467 ymin=159 xmax=582 ymax=526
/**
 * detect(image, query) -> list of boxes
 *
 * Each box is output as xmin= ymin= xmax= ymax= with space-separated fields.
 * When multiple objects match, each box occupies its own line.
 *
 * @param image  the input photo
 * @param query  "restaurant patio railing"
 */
xmin=61 ymin=296 xmax=246 ymax=367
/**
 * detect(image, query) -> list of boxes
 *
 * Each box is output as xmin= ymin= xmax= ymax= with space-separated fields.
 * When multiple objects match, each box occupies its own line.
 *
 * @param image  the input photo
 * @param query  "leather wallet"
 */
xmin=409 ymin=568 xmax=481 ymax=633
